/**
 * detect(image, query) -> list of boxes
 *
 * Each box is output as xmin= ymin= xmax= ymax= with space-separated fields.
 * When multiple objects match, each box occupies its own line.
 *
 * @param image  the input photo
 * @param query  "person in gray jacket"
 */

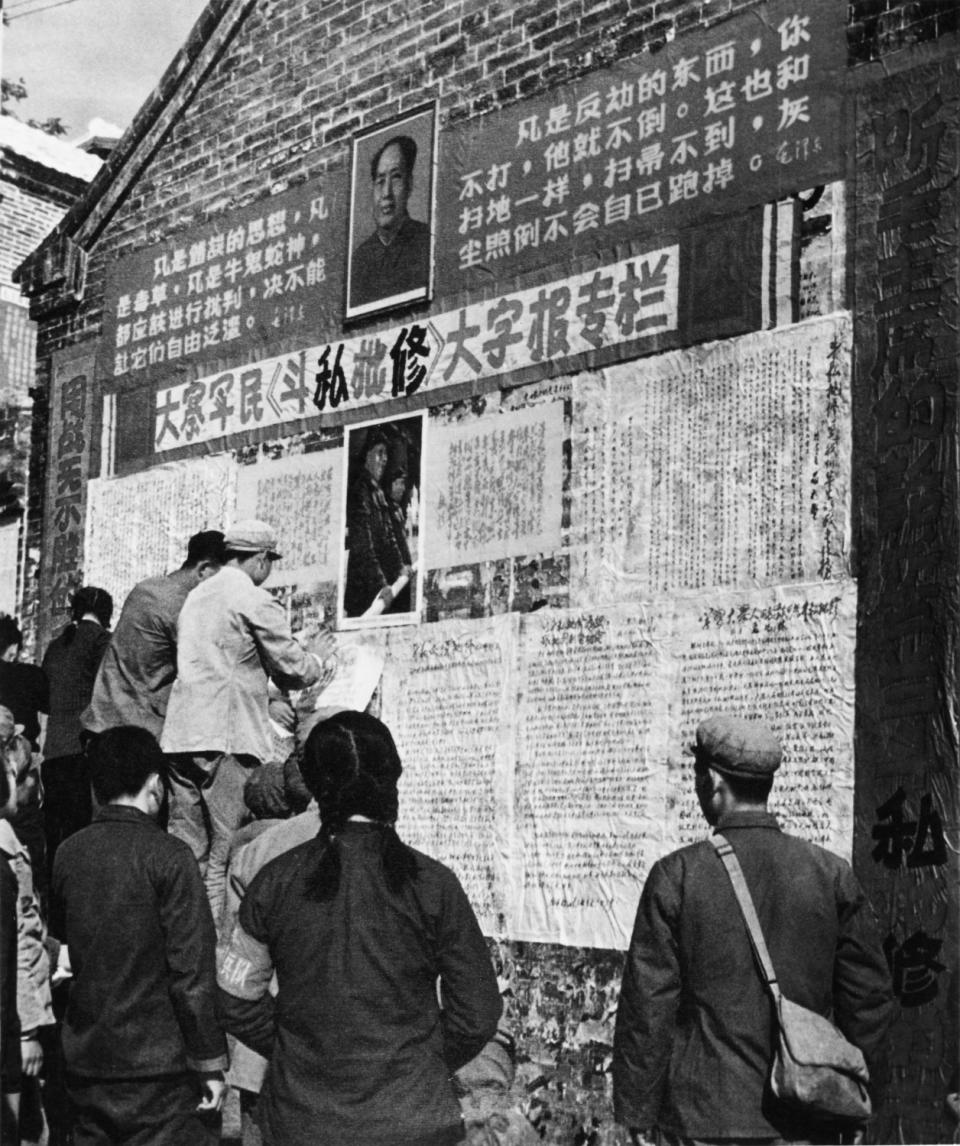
xmin=613 ymin=714 xmax=894 ymax=1146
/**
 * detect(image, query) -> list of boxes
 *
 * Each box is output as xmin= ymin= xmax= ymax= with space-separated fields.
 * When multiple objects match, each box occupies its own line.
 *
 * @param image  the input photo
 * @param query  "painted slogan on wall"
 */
xmin=102 ymin=0 xmax=842 ymax=463
xmin=98 ymin=178 xmax=346 ymax=391
xmin=435 ymin=0 xmax=844 ymax=288
xmin=853 ymin=58 xmax=959 ymax=1146
xmin=39 ymin=348 xmax=96 ymax=650
xmin=152 ymin=240 xmax=684 ymax=451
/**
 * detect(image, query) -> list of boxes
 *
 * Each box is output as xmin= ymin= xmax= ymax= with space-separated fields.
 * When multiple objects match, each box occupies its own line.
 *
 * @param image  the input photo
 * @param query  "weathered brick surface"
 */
xmin=17 ymin=1 xmax=960 ymax=1139
xmin=23 ymin=0 xmax=960 ymax=628
xmin=0 ymin=179 xmax=67 ymax=297
xmin=2 ymin=136 xmax=93 ymax=633
xmin=848 ymin=0 xmax=959 ymax=61
xmin=21 ymin=0 xmax=958 ymax=627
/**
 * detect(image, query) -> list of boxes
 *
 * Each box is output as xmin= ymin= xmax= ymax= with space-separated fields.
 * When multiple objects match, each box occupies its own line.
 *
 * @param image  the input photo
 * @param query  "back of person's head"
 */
xmin=0 ymin=615 xmax=22 ymax=655
xmin=301 ymin=710 xmax=402 ymax=827
xmin=715 ymin=769 xmax=774 ymax=804
xmin=70 ymin=586 xmax=114 ymax=629
xmin=300 ymin=711 xmax=415 ymax=900
xmin=88 ymin=726 xmax=166 ymax=805
xmin=183 ymin=529 xmax=226 ymax=568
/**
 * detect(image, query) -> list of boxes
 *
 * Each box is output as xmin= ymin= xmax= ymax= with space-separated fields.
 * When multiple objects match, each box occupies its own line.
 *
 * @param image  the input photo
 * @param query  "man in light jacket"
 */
xmin=161 ymin=519 xmax=329 ymax=921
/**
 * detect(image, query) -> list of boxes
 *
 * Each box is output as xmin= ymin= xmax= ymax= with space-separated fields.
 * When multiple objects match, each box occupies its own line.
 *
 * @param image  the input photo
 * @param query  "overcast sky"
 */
xmin=3 ymin=0 xmax=209 ymax=140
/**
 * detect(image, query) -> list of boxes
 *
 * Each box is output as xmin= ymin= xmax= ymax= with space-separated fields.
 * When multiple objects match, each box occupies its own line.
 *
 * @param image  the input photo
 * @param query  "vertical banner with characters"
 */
xmin=40 ymin=347 xmax=97 ymax=650
xmin=853 ymin=57 xmax=959 ymax=1145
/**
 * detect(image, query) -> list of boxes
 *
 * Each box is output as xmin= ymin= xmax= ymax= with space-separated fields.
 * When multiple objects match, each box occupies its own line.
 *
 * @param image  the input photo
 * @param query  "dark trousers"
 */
xmin=41 ymin=756 xmax=93 ymax=882
xmin=66 ymin=1072 xmax=220 ymax=1146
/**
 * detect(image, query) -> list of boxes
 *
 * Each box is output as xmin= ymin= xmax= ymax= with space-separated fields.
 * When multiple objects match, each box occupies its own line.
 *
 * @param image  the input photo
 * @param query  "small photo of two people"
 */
xmin=342 ymin=414 xmax=423 ymax=624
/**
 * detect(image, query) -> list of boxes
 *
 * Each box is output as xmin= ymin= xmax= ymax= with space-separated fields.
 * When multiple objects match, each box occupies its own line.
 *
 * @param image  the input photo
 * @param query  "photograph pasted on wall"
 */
xmin=339 ymin=411 xmax=425 ymax=626
xmin=345 ymin=103 xmax=436 ymax=320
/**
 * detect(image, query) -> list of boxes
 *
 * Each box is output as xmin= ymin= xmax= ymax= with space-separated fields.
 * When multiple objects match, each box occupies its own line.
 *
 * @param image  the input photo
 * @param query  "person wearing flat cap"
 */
xmin=613 ymin=714 xmax=893 ymax=1146
xmin=161 ymin=520 xmax=332 ymax=924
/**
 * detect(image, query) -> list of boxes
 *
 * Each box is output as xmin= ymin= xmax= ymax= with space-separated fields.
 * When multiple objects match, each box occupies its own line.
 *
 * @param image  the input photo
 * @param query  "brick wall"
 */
xmin=848 ymin=0 xmax=959 ymax=61
xmin=31 ymin=0 xmax=954 ymax=364
xmin=36 ymin=0 xmax=776 ymax=359
xmin=1 ymin=141 xmax=91 ymax=631
xmin=21 ymin=1 xmax=960 ymax=1139
xmin=0 ymin=179 xmax=67 ymax=294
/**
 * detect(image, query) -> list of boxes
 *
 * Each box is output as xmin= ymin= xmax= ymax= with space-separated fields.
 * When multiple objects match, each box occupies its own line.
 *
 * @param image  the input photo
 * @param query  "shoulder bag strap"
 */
xmin=710 ymin=833 xmax=782 ymax=1004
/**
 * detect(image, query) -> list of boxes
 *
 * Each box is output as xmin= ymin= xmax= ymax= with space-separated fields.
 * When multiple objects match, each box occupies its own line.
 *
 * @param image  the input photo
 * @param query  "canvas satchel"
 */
xmin=711 ymin=835 xmax=872 ymax=1124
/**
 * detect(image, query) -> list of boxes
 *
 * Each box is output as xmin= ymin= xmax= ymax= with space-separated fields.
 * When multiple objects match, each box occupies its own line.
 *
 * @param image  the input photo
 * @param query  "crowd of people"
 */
xmin=0 ymin=517 xmax=901 ymax=1146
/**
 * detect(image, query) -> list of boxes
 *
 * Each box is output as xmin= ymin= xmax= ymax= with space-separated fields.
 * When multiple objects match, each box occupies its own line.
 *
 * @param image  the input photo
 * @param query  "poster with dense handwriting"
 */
xmin=424 ymin=400 xmax=565 ymax=570
xmin=235 ymin=448 xmax=343 ymax=590
xmin=375 ymin=578 xmax=855 ymax=950
xmin=381 ymin=615 xmax=517 ymax=932
xmin=84 ymin=455 xmax=237 ymax=610
xmin=570 ymin=312 xmax=851 ymax=605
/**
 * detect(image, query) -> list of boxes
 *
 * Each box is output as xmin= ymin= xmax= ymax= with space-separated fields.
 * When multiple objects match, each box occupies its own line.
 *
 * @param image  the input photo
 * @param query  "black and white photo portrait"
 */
xmin=345 ymin=104 xmax=436 ymax=320
xmin=339 ymin=412 xmax=425 ymax=625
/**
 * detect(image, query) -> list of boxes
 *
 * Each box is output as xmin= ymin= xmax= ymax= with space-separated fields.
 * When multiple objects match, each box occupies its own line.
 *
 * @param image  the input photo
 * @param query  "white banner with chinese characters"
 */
xmin=154 ymin=244 xmax=679 ymax=452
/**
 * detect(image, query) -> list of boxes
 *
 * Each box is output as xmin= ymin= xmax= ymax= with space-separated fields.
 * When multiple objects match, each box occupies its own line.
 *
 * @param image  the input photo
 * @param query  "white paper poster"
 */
xmin=84 ymin=455 xmax=237 ymax=609
xmin=381 ymin=615 xmax=517 ymax=931
xmin=513 ymin=604 xmax=674 ymax=949
xmin=375 ymin=579 xmax=857 ymax=950
xmin=424 ymin=400 xmax=565 ymax=570
xmin=665 ymin=579 xmax=857 ymax=857
xmin=570 ymin=313 xmax=852 ymax=605
xmin=235 ymin=449 xmax=344 ymax=588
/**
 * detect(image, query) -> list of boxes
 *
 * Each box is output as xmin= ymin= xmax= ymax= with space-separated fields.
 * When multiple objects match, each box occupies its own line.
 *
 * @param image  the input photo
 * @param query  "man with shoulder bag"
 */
xmin=613 ymin=714 xmax=894 ymax=1146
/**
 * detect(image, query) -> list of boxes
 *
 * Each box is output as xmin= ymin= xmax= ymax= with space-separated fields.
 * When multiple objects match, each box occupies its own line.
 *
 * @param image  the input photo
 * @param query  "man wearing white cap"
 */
xmin=161 ymin=519 xmax=326 ymax=922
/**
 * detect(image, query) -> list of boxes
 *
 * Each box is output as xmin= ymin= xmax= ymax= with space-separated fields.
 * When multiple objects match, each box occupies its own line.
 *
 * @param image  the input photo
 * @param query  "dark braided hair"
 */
xmin=299 ymin=711 xmax=417 ymax=901
xmin=62 ymin=586 xmax=114 ymax=645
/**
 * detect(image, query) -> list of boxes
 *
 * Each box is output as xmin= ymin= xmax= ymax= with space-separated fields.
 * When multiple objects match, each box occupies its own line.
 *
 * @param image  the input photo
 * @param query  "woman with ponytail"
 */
xmin=217 ymin=711 xmax=502 ymax=1146
xmin=39 ymin=586 xmax=113 ymax=879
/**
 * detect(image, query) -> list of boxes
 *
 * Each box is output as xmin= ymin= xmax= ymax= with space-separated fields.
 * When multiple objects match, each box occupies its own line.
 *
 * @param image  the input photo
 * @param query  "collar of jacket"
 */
xmin=94 ymin=804 xmax=159 ymax=828
xmin=333 ymin=820 xmax=393 ymax=835
xmin=713 ymin=809 xmax=781 ymax=831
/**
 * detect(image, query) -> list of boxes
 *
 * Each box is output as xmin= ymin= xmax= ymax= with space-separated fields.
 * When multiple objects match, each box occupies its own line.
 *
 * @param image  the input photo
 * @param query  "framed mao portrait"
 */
xmin=345 ymin=103 xmax=437 ymax=321
xmin=339 ymin=411 xmax=426 ymax=628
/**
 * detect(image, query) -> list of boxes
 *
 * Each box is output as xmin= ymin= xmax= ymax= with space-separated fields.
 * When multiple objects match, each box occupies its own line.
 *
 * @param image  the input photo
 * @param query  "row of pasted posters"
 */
xmin=287 ymin=576 xmax=854 ymax=951
xmin=86 ymin=312 xmax=851 ymax=630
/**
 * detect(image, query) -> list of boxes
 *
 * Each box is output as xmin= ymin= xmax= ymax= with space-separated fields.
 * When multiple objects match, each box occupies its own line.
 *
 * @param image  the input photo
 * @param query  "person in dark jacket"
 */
xmin=612 ymin=714 xmax=894 ymax=1146
xmin=50 ymin=727 xmax=227 ymax=1145
xmin=384 ymin=465 xmax=414 ymax=614
xmin=217 ymin=710 xmax=502 ymax=1146
xmin=0 ymin=616 xmax=48 ymax=754
xmin=40 ymin=586 xmax=113 ymax=879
